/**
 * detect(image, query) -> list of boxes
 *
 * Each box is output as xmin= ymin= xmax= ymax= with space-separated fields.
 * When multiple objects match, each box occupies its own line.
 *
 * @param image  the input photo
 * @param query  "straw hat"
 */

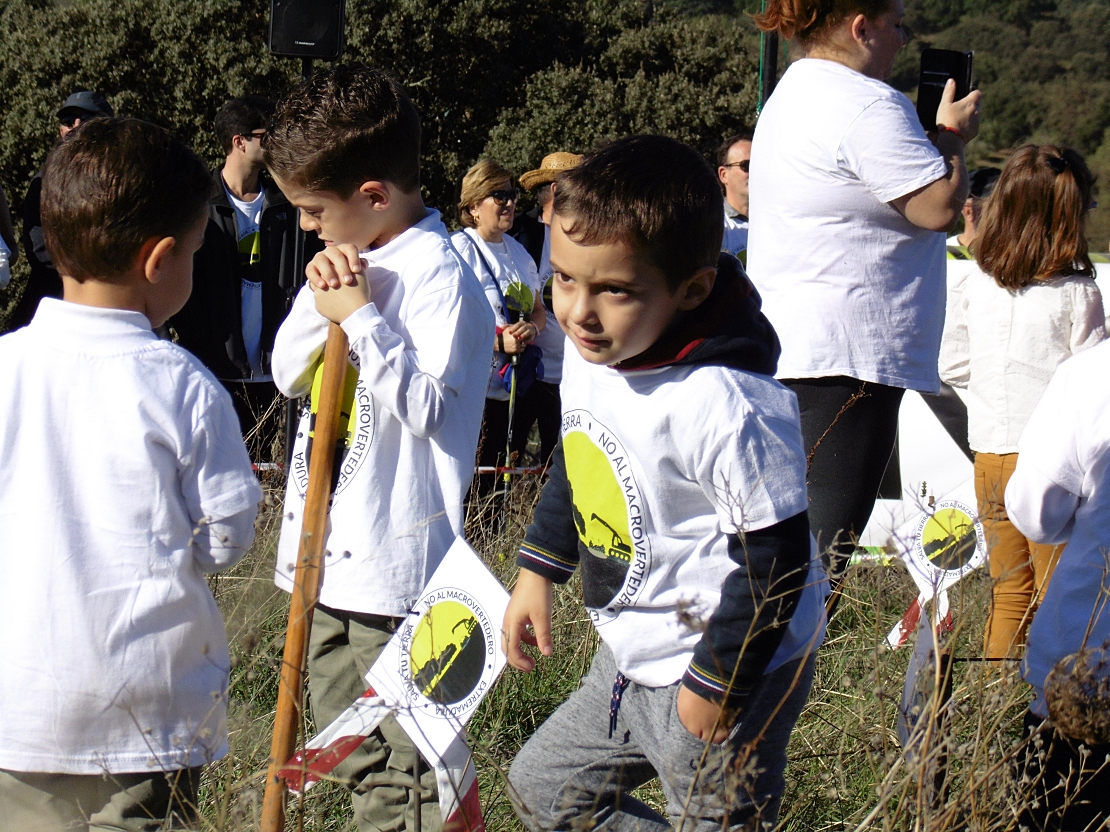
xmin=519 ymin=152 xmax=583 ymax=191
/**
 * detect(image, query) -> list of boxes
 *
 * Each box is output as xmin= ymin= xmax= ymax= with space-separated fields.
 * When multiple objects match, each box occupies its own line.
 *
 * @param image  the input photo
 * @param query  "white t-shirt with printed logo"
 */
xmin=451 ymin=228 xmax=543 ymax=400
xmin=558 ymin=345 xmax=828 ymax=687
xmin=747 ymin=58 xmax=950 ymax=392
xmin=226 ymin=185 xmax=268 ymax=379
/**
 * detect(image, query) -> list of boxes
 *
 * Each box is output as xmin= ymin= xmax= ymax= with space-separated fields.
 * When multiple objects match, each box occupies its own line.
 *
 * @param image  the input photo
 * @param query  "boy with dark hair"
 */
xmin=263 ymin=64 xmax=492 ymax=831
xmin=0 ymin=118 xmax=262 ymax=827
xmin=213 ymin=94 xmax=275 ymax=155
xmin=169 ymin=94 xmax=310 ymax=462
xmin=503 ymin=134 xmax=828 ymax=831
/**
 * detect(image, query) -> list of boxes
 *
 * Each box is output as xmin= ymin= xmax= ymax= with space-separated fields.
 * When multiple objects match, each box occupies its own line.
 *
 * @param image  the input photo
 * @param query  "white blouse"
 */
xmin=939 ymin=266 xmax=1106 ymax=454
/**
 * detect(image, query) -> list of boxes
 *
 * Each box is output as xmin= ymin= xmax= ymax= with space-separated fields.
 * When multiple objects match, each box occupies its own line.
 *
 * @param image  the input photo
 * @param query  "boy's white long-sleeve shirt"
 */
xmin=0 ymin=300 xmax=261 ymax=774
xmin=273 ymin=210 xmax=493 ymax=616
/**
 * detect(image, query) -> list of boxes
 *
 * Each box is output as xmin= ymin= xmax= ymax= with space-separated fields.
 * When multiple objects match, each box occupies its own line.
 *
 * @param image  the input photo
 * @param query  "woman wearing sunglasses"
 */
xmin=453 ymin=159 xmax=547 ymax=528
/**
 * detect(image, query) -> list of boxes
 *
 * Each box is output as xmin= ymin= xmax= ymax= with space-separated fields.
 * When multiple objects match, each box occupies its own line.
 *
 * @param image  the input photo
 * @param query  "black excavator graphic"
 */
xmin=412 ymin=617 xmax=481 ymax=704
xmin=587 ymin=513 xmax=633 ymax=563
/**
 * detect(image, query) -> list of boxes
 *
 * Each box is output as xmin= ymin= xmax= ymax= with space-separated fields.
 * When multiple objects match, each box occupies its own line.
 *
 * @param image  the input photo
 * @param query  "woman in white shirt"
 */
xmin=940 ymin=145 xmax=1105 ymax=658
xmin=747 ymin=0 xmax=981 ymax=602
xmin=452 ymin=160 xmax=546 ymax=526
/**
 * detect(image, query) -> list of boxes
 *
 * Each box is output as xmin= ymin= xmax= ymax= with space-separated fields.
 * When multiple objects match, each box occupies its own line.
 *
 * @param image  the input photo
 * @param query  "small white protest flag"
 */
xmin=883 ymin=479 xmax=986 ymax=649
xmin=277 ymin=537 xmax=510 ymax=830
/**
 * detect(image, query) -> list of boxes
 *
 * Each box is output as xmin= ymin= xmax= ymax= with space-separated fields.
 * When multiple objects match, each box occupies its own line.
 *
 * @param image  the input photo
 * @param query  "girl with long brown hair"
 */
xmin=746 ymin=0 xmax=981 ymax=603
xmin=940 ymin=145 xmax=1106 ymax=658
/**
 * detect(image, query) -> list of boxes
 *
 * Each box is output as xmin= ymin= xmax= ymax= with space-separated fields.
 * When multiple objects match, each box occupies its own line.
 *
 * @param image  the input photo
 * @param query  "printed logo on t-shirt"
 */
xmin=561 ymin=409 xmax=651 ymax=621
xmin=289 ymin=350 xmax=376 ymax=499
xmin=239 ymin=230 xmax=262 ymax=267
xmin=502 ymin=280 xmax=534 ymax=323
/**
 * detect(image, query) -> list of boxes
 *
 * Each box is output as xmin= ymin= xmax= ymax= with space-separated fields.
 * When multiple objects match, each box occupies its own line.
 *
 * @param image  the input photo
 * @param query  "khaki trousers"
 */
xmin=308 ymin=604 xmax=440 ymax=832
xmin=0 ymin=767 xmax=199 ymax=832
xmin=975 ymin=452 xmax=1063 ymax=658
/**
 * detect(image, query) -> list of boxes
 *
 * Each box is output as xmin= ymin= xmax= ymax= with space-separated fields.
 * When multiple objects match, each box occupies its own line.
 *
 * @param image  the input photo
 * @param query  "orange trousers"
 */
xmin=975 ymin=452 xmax=1063 ymax=659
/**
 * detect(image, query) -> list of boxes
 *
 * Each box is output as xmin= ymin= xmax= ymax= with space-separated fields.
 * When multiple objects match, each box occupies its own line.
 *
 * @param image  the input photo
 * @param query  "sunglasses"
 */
xmin=244 ymin=131 xmax=268 ymax=141
xmin=487 ymin=188 xmax=519 ymax=205
xmin=722 ymin=160 xmax=750 ymax=173
xmin=60 ymin=114 xmax=98 ymax=128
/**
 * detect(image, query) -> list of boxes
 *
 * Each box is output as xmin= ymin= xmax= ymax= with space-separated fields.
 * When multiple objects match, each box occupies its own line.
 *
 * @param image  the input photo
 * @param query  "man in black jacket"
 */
xmin=169 ymin=96 xmax=318 ymax=461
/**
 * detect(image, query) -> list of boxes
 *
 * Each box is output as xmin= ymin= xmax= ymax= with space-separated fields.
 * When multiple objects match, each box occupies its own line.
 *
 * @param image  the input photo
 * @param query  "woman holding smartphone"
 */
xmin=746 ymin=0 xmax=981 ymax=603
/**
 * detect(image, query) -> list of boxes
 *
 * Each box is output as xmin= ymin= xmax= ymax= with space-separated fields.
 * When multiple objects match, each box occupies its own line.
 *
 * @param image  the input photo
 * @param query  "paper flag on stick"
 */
xmin=279 ymin=537 xmax=509 ymax=831
xmin=884 ymin=479 xmax=984 ymax=648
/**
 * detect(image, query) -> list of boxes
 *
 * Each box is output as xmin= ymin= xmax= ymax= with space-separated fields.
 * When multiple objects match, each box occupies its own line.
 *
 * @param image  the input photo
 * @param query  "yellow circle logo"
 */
xmin=408 ymin=600 xmax=486 ymax=706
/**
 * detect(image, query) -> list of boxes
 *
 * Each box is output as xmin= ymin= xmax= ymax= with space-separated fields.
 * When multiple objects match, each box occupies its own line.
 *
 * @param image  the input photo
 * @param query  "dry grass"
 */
xmin=190 ymin=469 xmax=1106 ymax=831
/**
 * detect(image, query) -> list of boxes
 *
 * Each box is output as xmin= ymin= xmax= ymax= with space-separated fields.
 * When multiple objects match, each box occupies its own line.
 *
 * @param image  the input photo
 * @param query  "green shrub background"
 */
xmin=1 ymin=0 xmax=1108 ymax=318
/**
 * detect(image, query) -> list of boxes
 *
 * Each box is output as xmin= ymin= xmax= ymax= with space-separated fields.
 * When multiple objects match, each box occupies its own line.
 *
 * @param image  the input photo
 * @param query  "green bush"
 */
xmin=483 ymin=11 xmax=758 ymax=179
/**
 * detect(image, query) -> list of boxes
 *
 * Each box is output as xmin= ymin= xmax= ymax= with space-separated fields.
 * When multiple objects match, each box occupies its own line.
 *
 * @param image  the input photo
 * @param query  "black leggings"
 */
xmin=785 ymin=377 xmax=904 ymax=584
xmin=512 ymin=380 xmax=562 ymax=469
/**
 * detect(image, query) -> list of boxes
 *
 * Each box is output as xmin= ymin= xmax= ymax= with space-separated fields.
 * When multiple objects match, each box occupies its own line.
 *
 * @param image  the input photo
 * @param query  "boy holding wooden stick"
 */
xmin=502 ymin=135 xmax=829 ymax=830
xmin=0 ymin=118 xmax=262 ymax=829
xmin=263 ymin=64 xmax=493 ymax=831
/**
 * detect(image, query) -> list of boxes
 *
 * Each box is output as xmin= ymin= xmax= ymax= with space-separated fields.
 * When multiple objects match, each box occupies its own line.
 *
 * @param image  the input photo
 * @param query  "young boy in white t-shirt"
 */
xmin=262 ymin=65 xmax=492 ymax=831
xmin=0 ymin=118 xmax=262 ymax=828
xmin=502 ymin=135 xmax=829 ymax=831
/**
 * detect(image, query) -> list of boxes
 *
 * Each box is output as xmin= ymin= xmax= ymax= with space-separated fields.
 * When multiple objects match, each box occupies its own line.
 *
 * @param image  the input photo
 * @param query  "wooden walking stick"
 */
xmin=260 ymin=322 xmax=350 ymax=832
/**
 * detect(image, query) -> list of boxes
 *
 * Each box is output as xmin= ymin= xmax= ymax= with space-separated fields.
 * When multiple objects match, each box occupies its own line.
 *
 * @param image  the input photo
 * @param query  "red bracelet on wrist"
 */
xmin=938 ymin=125 xmax=966 ymax=143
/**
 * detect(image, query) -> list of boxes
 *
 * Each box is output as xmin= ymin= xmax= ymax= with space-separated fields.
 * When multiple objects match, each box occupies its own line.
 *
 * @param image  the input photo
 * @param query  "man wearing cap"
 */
xmin=717 ymin=132 xmax=752 ymax=262
xmin=7 ymin=91 xmax=115 ymax=331
xmin=512 ymin=151 xmax=581 ymax=467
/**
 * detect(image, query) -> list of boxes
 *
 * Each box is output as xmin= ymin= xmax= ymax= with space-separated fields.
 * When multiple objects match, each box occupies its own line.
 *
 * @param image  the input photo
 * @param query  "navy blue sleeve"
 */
xmin=516 ymin=439 xmax=580 ymax=583
xmin=682 ymin=510 xmax=811 ymax=708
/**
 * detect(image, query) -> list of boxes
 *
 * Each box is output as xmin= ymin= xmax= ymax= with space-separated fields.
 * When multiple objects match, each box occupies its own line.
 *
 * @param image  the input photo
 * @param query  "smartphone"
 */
xmin=916 ymin=48 xmax=973 ymax=132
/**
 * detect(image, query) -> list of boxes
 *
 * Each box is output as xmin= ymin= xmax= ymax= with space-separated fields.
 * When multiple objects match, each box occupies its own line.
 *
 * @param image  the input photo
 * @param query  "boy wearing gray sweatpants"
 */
xmin=502 ymin=135 xmax=829 ymax=831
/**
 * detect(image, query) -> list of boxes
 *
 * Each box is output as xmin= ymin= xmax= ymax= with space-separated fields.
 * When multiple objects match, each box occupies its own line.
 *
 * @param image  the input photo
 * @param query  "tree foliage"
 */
xmin=0 ymin=0 xmax=760 ymax=318
xmin=892 ymin=0 xmax=1110 ymax=247
xmin=484 ymin=10 xmax=758 ymax=187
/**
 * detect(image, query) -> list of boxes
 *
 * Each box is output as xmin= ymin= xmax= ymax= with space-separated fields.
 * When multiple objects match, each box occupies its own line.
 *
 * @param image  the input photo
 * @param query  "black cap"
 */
xmin=57 ymin=91 xmax=115 ymax=121
xmin=969 ymin=167 xmax=1001 ymax=200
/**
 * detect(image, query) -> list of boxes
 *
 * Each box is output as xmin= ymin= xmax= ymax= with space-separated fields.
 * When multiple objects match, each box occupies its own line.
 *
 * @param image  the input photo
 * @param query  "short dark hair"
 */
xmin=42 ymin=118 xmax=212 ymax=282
xmin=263 ymin=64 xmax=421 ymax=197
xmin=716 ymin=132 xmax=753 ymax=168
xmin=215 ymin=95 xmax=276 ymax=154
xmin=553 ymin=135 xmax=723 ymax=290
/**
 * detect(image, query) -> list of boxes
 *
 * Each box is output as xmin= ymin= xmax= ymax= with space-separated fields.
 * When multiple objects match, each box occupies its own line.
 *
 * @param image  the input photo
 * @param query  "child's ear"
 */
xmin=140 ymin=236 xmax=178 ymax=285
xmin=358 ymin=180 xmax=391 ymax=208
xmin=677 ymin=266 xmax=716 ymax=311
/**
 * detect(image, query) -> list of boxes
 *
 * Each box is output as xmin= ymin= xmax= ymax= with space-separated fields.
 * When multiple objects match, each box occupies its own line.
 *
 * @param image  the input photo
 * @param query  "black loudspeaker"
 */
xmin=269 ymin=0 xmax=346 ymax=61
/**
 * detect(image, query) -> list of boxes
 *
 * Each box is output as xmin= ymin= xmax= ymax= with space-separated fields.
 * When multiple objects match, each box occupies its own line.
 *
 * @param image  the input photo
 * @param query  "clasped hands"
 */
xmin=306 ymin=243 xmax=371 ymax=324
xmin=499 ymin=319 xmax=537 ymax=355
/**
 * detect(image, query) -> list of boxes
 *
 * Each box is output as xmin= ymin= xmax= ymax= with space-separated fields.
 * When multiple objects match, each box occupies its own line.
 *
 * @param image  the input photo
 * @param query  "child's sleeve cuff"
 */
xmin=517 ymin=543 xmax=577 ymax=584
xmin=681 ymin=661 xmax=753 ymax=709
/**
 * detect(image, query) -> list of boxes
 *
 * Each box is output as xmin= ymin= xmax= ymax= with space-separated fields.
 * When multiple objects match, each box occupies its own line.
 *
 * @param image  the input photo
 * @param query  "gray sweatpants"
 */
xmin=508 ymin=644 xmax=815 ymax=832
